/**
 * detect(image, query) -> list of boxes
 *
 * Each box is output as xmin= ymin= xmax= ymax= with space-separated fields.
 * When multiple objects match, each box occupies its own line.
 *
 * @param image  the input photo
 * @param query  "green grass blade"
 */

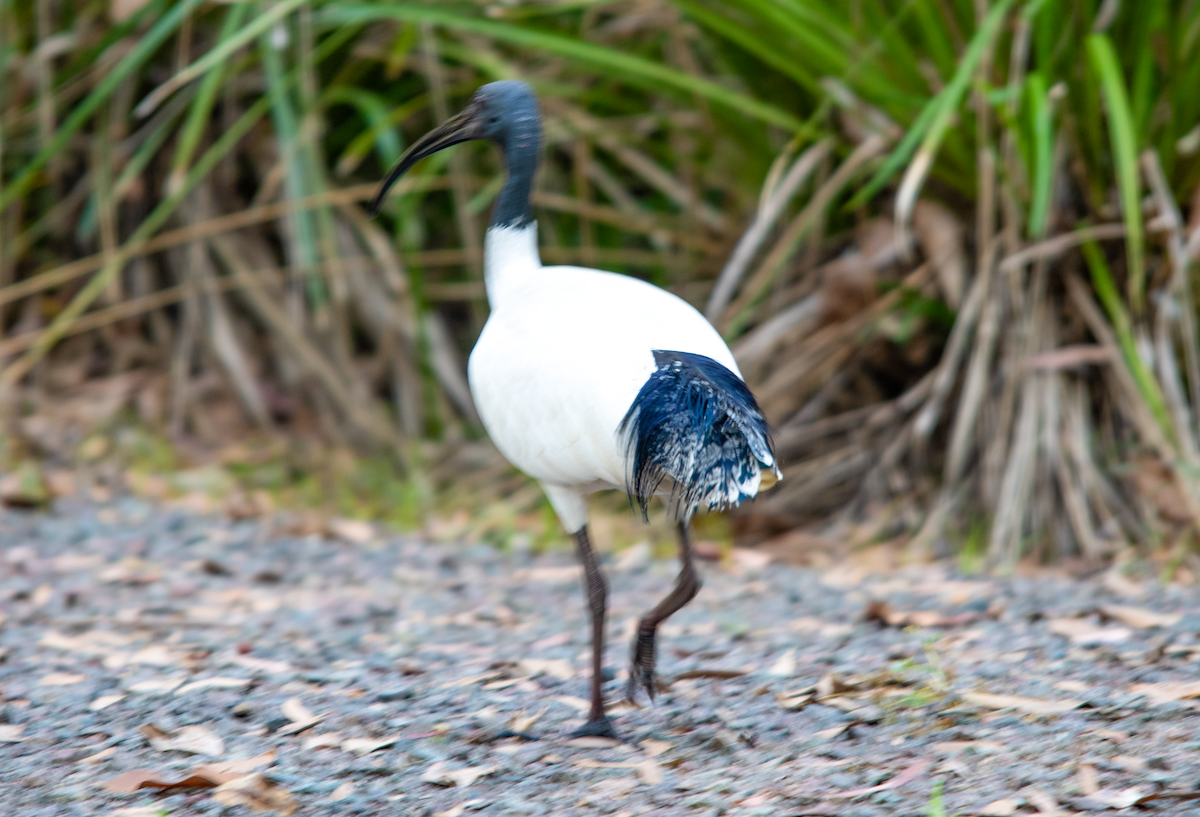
xmin=1087 ymin=33 xmax=1145 ymax=313
xmin=1 ymin=95 xmax=272 ymax=386
xmin=849 ymin=0 xmax=1015 ymax=210
xmin=260 ymin=25 xmax=321 ymax=294
xmin=844 ymin=100 xmax=938 ymax=210
xmin=323 ymin=87 xmax=403 ymax=168
xmin=0 ymin=0 xmax=205 ymax=210
xmin=168 ymin=2 xmax=250 ymax=191
xmin=912 ymin=0 xmax=958 ymax=77
xmin=669 ymin=0 xmax=822 ymax=92
xmin=1082 ymin=240 xmax=1172 ymax=444
xmin=133 ymin=0 xmax=309 ymax=118
xmin=1025 ymin=71 xmax=1053 ymax=238
xmin=316 ymin=3 xmax=803 ymax=132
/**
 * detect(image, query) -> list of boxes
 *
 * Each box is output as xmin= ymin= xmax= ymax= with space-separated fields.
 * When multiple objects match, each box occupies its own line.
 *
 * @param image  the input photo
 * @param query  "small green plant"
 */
xmin=926 ymin=780 xmax=955 ymax=817
xmin=887 ymin=634 xmax=952 ymax=711
xmin=957 ymin=519 xmax=988 ymax=575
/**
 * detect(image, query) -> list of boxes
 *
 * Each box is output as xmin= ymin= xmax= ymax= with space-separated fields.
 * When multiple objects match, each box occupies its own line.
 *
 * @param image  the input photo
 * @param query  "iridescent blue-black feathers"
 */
xmin=618 ymin=351 xmax=778 ymax=521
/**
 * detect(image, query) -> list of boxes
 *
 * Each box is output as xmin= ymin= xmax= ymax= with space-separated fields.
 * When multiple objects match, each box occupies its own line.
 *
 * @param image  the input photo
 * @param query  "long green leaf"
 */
xmin=133 ymin=0 xmax=310 ymax=118
xmin=316 ymin=4 xmax=803 ymax=132
xmin=849 ymin=0 xmax=1015 ymax=209
xmin=1087 ymin=33 xmax=1145 ymax=313
xmin=1082 ymin=240 xmax=1172 ymax=444
xmin=323 ymin=87 xmax=403 ymax=168
xmin=1025 ymin=72 xmax=1053 ymax=238
xmin=0 ymin=0 xmax=204 ymax=210
xmin=168 ymin=2 xmax=251 ymax=190
xmin=1 ymin=96 xmax=272 ymax=386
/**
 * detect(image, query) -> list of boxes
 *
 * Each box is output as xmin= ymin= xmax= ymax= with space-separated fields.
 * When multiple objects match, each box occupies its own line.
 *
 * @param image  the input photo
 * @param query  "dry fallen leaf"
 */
xmin=976 ymin=798 xmax=1019 ymax=816
xmin=1053 ymin=680 xmax=1089 ymax=693
xmin=342 ymin=736 xmax=400 ymax=756
xmin=639 ymin=738 xmax=672 ymax=757
xmin=551 ymin=695 xmax=591 ymax=712
xmin=1077 ymin=762 xmax=1100 ymax=796
xmin=730 ymin=548 xmax=773 ymax=570
xmin=864 ymin=601 xmax=949 ymax=628
xmin=636 ymin=758 xmax=664 ymax=786
xmin=277 ymin=697 xmax=323 ymax=735
xmin=1025 ymin=790 xmax=1060 ymax=815
xmin=1109 ymin=754 xmax=1147 ymax=771
xmin=213 ymin=773 xmax=298 ymax=815
xmin=78 ymin=746 xmax=118 ymax=764
xmin=0 ymin=724 xmax=26 ymax=742
xmin=1100 ymin=604 xmax=1182 ymax=628
xmin=829 ymin=759 xmax=928 ymax=799
xmin=1129 ymin=680 xmax=1200 ymax=705
xmin=960 ymin=692 xmax=1083 ymax=716
xmin=90 ymin=694 xmax=125 ymax=711
xmin=1102 ymin=569 xmax=1146 ymax=599
xmin=931 ymin=740 xmax=1004 ymax=755
xmin=109 ymin=807 xmax=170 ymax=817
xmin=776 ymin=690 xmax=814 ymax=710
xmin=280 ymin=695 xmax=314 ymax=719
xmin=327 ymin=781 xmax=355 ymax=803
xmin=517 ymin=658 xmax=575 ymax=680
xmin=672 ymin=667 xmax=748 ymax=681
xmin=816 ymin=673 xmax=859 ymax=698
xmin=39 ymin=672 xmax=86 ymax=686
xmin=303 ymin=732 xmax=342 ymax=750
xmin=175 ymin=676 xmax=251 ymax=695
xmin=327 ymin=517 xmax=375 ymax=543
xmin=564 ymin=735 xmax=621 ymax=749
xmin=140 ymin=723 xmax=225 ymax=756
xmin=104 ymin=769 xmax=228 ymax=794
xmin=508 ymin=708 xmax=544 ymax=735
xmin=816 ymin=724 xmax=848 ymax=740
xmin=103 ymin=751 xmax=276 ymax=794
xmin=420 ymin=761 xmax=497 ymax=788
xmin=198 ymin=750 xmax=278 ymax=779
xmin=767 ymin=648 xmax=796 ymax=677
xmin=1083 ymin=785 xmax=1155 ymax=810
xmin=1047 ymin=617 xmax=1132 ymax=645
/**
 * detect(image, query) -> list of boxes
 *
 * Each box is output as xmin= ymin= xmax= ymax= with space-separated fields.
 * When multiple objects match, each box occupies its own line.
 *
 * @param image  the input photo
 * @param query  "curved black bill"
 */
xmin=367 ymin=99 xmax=486 ymax=218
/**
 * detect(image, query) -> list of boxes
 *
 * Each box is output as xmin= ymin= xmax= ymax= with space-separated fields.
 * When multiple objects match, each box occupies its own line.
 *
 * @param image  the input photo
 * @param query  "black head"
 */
xmin=368 ymin=80 xmax=542 ymax=218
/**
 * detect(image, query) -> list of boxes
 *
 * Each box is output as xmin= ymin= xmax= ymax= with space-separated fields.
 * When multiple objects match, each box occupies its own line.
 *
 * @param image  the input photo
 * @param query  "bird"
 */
xmin=370 ymin=80 xmax=780 ymax=740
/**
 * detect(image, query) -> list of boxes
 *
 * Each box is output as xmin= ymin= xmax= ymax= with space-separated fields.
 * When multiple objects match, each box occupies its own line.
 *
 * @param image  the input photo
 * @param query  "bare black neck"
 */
xmin=489 ymin=100 xmax=541 ymax=229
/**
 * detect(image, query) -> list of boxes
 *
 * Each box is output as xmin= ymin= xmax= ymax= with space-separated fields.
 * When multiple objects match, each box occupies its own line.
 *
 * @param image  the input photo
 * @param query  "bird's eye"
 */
xmin=489 ymin=115 xmax=500 ymax=125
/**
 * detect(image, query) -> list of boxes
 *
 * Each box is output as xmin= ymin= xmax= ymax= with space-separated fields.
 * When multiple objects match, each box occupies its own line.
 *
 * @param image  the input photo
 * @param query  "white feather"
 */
xmin=469 ymin=223 xmax=754 ymax=532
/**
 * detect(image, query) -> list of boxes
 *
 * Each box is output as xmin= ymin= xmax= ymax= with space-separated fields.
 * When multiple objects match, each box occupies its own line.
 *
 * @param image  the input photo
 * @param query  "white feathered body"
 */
xmin=468 ymin=224 xmax=770 ymax=531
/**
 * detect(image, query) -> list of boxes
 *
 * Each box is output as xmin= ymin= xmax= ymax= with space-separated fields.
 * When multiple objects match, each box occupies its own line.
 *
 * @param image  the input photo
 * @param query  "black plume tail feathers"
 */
xmin=617 ymin=350 xmax=781 ymax=522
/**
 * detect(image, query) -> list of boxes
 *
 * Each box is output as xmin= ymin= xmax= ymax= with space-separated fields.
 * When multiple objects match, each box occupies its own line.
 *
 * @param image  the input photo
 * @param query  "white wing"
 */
xmin=468 ymin=263 xmax=738 ymax=490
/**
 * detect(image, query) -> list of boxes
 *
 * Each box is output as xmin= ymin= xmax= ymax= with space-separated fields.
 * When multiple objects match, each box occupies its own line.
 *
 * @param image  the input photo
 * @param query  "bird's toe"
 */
xmin=567 ymin=717 xmax=622 ymax=741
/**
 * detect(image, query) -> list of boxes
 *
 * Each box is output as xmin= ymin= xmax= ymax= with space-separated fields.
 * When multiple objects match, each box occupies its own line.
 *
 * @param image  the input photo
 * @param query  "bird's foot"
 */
xmin=567 ymin=717 xmax=621 ymax=741
xmin=625 ymin=627 xmax=658 ymax=703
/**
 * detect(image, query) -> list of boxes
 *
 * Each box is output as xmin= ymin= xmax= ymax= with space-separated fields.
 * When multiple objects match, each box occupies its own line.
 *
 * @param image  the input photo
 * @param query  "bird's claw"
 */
xmin=626 ymin=627 xmax=658 ymax=703
xmin=567 ymin=717 xmax=621 ymax=741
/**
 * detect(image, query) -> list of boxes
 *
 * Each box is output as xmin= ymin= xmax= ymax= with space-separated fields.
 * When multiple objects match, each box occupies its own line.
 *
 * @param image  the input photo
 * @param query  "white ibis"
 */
xmin=371 ymin=80 xmax=780 ymax=739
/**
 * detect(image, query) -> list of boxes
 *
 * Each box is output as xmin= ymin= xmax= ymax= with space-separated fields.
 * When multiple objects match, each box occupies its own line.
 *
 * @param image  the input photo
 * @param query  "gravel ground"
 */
xmin=3 ymin=498 xmax=1200 ymax=816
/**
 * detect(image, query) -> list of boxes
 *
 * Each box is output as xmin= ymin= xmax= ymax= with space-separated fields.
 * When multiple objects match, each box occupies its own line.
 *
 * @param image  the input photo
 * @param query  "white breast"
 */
xmin=468 ymin=224 xmax=738 ymax=492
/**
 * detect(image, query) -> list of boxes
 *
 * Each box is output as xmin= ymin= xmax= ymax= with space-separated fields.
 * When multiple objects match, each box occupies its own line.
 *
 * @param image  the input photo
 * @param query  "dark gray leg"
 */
xmin=570 ymin=526 xmax=618 ymax=739
xmin=627 ymin=522 xmax=701 ymax=701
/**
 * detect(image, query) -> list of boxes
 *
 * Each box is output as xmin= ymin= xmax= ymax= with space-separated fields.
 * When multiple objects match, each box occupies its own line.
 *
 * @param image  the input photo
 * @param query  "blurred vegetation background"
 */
xmin=1 ymin=0 xmax=1199 ymax=571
